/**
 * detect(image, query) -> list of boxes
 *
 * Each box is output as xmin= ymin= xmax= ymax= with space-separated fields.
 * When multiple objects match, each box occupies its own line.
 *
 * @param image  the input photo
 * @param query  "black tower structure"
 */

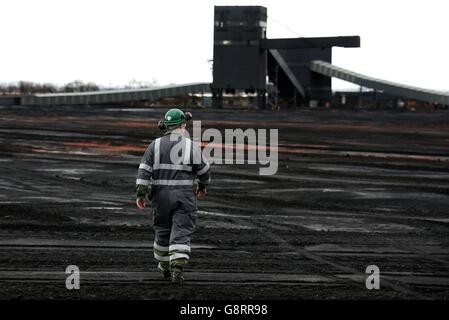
xmin=211 ymin=5 xmax=360 ymax=108
xmin=212 ymin=6 xmax=268 ymax=108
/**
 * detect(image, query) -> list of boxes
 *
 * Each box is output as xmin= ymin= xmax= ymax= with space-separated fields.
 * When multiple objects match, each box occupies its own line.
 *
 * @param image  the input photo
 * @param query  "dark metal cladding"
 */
xmin=264 ymin=36 xmax=360 ymax=103
xmin=212 ymin=6 xmax=268 ymax=108
xmin=269 ymin=47 xmax=333 ymax=102
xmin=261 ymin=36 xmax=360 ymax=50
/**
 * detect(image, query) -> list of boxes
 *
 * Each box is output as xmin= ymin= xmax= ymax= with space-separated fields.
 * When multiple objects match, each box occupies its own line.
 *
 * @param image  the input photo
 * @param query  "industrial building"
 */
xmin=2 ymin=5 xmax=448 ymax=108
xmin=212 ymin=6 xmax=360 ymax=108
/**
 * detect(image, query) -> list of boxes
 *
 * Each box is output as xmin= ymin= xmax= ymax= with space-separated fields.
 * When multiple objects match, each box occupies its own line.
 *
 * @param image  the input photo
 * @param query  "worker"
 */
xmin=135 ymin=108 xmax=211 ymax=284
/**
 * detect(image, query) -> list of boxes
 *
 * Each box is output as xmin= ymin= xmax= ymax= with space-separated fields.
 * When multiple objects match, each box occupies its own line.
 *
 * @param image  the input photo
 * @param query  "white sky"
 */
xmin=0 ymin=0 xmax=448 ymax=91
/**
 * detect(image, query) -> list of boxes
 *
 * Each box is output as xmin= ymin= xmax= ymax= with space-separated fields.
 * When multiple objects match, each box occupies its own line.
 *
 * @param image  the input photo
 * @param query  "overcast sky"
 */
xmin=1 ymin=0 xmax=448 ymax=91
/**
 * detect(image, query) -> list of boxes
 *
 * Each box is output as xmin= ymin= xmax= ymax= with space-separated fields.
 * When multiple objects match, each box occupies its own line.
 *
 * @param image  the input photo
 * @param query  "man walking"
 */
xmin=135 ymin=108 xmax=210 ymax=284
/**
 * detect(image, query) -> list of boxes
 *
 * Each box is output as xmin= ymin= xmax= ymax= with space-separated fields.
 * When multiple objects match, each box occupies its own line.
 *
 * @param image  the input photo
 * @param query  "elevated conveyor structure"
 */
xmin=268 ymin=49 xmax=305 ymax=99
xmin=310 ymin=60 xmax=449 ymax=105
xmin=21 ymin=83 xmax=210 ymax=106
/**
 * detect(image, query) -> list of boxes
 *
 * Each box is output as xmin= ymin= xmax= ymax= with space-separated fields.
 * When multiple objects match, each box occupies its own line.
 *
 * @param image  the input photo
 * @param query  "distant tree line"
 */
xmin=0 ymin=80 xmax=100 ymax=96
xmin=0 ymin=79 xmax=161 ymax=96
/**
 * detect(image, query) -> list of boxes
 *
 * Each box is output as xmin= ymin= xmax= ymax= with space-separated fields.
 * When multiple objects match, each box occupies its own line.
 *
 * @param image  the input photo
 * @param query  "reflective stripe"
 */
xmin=152 ymin=179 xmax=193 ymax=186
xmin=170 ymin=253 xmax=190 ymax=261
xmin=154 ymin=138 xmax=161 ymax=165
xmin=154 ymin=242 xmax=169 ymax=252
xmin=153 ymin=163 xmax=192 ymax=172
xmin=169 ymin=244 xmax=191 ymax=253
xmin=139 ymin=163 xmax=153 ymax=172
xmin=136 ymin=179 xmax=150 ymax=186
xmin=197 ymin=163 xmax=210 ymax=176
xmin=183 ymin=138 xmax=191 ymax=164
xmin=154 ymin=252 xmax=169 ymax=261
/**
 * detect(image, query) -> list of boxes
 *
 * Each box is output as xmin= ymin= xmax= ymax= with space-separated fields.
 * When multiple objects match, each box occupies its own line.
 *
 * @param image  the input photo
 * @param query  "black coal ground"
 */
xmin=0 ymin=106 xmax=448 ymax=299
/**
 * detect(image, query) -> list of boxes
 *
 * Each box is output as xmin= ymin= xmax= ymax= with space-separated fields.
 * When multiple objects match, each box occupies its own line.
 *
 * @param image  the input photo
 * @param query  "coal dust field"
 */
xmin=0 ymin=106 xmax=448 ymax=300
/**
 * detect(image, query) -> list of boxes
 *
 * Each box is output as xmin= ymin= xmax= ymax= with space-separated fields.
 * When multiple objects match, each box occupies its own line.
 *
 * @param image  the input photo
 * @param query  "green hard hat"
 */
xmin=163 ymin=108 xmax=186 ymax=127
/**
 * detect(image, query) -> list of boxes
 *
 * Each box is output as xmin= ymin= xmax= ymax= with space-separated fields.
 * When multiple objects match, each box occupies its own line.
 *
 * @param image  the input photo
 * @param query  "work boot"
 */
xmin=171 ymin=270 xmax=184 ymax=285
xmin=157 ymin=263 xmax=171 ymax=280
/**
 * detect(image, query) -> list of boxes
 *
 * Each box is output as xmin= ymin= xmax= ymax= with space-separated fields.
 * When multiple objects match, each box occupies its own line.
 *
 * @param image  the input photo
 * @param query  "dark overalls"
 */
xmin=136 ymin=130 xmax=210 ymax=271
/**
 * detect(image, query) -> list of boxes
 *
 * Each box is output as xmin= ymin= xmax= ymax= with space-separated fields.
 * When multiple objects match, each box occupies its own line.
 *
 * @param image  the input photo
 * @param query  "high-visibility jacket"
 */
xmin=136 ymin=130 xmax=210 ymax=215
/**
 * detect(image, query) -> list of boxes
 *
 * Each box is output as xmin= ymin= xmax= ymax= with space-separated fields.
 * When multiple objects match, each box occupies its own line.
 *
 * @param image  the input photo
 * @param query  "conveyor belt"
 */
xmin=20 ymin=82 xmax=210 ymax=106
xmin=310 ymin=60 xmax=449 ymax=105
